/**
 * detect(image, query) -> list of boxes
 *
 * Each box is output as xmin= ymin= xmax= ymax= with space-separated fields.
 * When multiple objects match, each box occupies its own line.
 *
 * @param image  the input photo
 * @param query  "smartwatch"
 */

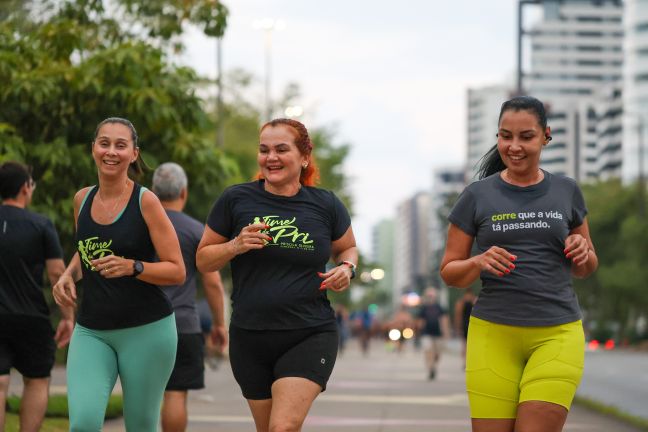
xmin=132 ymin=260 xmax=144 ymax=277
xmin=338 ymin=260 xmax=356 ymax=279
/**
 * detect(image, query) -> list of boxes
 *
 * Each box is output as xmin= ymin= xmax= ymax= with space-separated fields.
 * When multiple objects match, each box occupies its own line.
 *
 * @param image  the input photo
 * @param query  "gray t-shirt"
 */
xmin=448 ymin=170 xmax=587 ymax=326
xmin=162 ymin=210 xmax=203 ymax=333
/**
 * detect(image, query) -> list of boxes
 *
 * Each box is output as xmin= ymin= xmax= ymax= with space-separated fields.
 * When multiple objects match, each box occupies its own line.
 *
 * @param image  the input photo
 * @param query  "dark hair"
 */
xmin=0 ymin=161 xmax=32 ymax=200
xmin=477 ymin=96 xmax=548 ymax=179
xmin=93 ymin=117 xmax=147 ymax=178
xmin=258 ymin=118 xmax=320 ymax=186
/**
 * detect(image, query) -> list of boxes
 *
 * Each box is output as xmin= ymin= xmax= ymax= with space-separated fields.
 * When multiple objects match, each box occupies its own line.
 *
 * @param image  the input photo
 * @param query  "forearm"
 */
xmin=333 ymin=246 xmax=358 ymax=265
xmin=205 ymin=284 xmax=225 ymax=327
xmin=571 ymin=250 xmax=599 ymax=279
xmin=440 ymin=257 xmax=481 ymax=288
xmin=59 ymin=305 xmax=75 ymax=321
xmin=137 ymin=260 xmax=185 ymax=286
xmin=62 ymin=253 xmax=83 ymax=282
xmin=197 ymin=241 xmax=237 ymax=273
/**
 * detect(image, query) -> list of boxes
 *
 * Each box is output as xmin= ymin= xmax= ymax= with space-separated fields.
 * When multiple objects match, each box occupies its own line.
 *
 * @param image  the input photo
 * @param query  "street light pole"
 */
xmin=216 ymin=36 xmax=224 ymax=148
xmin=638 ymin=117 xmax=646 ymax=217
xmin=254 ymin=18 xmax=285 ymax=122
xmin=264 ymin=28 xmax=273 ymax=122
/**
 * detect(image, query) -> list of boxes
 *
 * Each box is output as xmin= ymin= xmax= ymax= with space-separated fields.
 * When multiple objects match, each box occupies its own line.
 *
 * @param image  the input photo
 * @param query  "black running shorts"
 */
xmin=165 ymin=332 xmax=205 ymax=391
xmin=0 ymin=315 xmax=56 ymax=378
xmin=229 ymin=322 xmax=338 ymax=400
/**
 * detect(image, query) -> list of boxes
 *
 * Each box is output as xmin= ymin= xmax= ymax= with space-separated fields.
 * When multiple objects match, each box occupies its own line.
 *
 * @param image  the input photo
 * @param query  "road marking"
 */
xmin=187 ymin=414 xmax=598 ymax=429
xmin=318 ymin=393 xmax=469 ymax=406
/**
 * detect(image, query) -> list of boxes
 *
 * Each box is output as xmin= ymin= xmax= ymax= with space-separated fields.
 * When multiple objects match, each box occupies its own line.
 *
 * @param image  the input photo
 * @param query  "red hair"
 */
xmin=257 ymin=118 xmax=320 ymax=186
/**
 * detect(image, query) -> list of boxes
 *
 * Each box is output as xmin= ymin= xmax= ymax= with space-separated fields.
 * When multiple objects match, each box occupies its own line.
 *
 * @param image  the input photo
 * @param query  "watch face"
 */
xmin=134 ymin=261 xmax=144 ymax=275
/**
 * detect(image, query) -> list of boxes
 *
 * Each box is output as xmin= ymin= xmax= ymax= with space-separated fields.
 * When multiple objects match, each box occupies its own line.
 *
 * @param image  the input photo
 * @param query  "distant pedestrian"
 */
xmin=335 ymin=304 xmax=350 ymax=355
xmin=388 ymin=305 xmax=416 ymax=353
xmin=416 ymin=287 xmax=450 ymax=380
xmin=0 ymin=162 xmax=74 ymax=432
xmin=53 ymin=117 xmax=185 ymax=432
xmin=352 ymin=306 xmax=374 ymax=356
xmin=440 ymin=96 xmax=598 ymax=432
xmin=197 ymin=118 xmax=358 ymax=432
xmin=152 ymin=162 xmax=228 ymax=432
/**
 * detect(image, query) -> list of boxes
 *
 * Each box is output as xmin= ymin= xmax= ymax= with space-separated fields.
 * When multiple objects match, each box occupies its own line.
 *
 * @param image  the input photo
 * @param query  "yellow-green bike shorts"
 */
xmin=465 ymin=316 xmax=584 ymax=419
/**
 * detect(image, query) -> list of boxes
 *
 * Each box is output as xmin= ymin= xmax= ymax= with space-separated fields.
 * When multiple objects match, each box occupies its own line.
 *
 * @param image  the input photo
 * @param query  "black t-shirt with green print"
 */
xmin=448 ymin=170 xmax=587 ymax=327
xmin=76 ymin=184 xmax=172 ymax=330
xmin=206 ymin=180 xmax=351 ymax=330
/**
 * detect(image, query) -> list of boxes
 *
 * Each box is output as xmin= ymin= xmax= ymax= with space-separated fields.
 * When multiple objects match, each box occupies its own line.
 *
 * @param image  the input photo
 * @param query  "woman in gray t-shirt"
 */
xmin=440 ymin=96 xmax=598 ymax=432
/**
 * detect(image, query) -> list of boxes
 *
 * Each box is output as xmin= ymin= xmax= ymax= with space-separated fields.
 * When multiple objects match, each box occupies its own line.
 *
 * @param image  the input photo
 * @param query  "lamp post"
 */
xmin=216 ymin=36 xmax=224 ymax=148
xmin=253 ymin=18 xmax=285 ymax=122
xmin=637 ymin=116 xmax=646 ymax=217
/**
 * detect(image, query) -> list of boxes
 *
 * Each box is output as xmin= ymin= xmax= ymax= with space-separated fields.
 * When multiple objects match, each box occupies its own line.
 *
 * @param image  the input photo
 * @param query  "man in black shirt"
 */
xmin=0 ymin=162 xmax=74 ymax=432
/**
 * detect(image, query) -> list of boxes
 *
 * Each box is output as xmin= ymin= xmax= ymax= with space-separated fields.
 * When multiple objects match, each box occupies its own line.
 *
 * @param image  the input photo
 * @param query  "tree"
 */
xmin=0 ymin=0 xmax=235 ymax=255
xmin=576 ymin=180 xmax=648 ymax=342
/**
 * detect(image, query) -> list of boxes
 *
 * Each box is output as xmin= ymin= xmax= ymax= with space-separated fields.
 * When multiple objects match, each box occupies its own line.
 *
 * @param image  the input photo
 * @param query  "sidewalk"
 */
xmin=8 ymin=338 xmax=646 ymax=431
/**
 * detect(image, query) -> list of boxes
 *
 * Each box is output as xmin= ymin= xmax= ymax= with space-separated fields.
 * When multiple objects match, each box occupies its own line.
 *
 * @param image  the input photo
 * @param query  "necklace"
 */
xmin=96 ymin=180 xmax=129 ymax=221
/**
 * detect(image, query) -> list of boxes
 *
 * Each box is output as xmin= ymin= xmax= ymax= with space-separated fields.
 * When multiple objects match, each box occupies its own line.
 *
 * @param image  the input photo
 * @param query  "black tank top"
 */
xmin=76 ymin=183 xmax=172 ymax=330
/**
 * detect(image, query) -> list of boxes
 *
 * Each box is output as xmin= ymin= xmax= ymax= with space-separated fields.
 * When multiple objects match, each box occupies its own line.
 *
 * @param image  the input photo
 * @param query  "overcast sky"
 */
xmin=180 ymin=0 xmax=522 ymax=253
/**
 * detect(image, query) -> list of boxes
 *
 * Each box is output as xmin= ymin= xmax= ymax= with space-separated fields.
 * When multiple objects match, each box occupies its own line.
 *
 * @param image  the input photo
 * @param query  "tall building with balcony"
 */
xmin=393 ymin=192 xmax=431 ymax=307
xmin=371 ymin=219 xmax=395 ymax=303
xmin=428 ymin=167 xmax=466 ymax=293
xmin=522 ymin=0 xmax=623 ymax=180
xmin=466 ymin=85 xmax=512 ymax=181
xmin=623 ymin=0 xmax=648 ymax=183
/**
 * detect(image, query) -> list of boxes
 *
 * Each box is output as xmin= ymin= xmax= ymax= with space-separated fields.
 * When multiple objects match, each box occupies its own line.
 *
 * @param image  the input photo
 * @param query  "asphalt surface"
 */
xmin=7 ymin=338 xmax=647 ymax=431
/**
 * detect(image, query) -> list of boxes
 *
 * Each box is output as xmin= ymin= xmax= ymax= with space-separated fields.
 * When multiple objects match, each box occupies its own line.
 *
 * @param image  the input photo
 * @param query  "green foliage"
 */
xmin=6 ymin=394 xmax=123 ymax=419
xmin=311 ymin=127 xmax=353 ymax=210
xmin=118 ymin=0 xmax=228 ymax=40
xmin=0 ymin=1 xmax=236 ymax=255
xmin=576 ymin=180 xmax=648 ymax=341
xmin=3 ymin=413 xmax=68 ymax=432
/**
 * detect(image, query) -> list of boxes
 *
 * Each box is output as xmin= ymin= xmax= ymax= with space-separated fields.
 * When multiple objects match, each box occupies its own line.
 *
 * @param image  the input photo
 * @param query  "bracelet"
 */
xmin=337 ymin=260 xmax=356 ymax=279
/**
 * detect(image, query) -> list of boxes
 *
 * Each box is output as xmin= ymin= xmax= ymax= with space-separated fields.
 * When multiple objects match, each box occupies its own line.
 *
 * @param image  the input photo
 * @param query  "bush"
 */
xmin=6 ymin=394 xmax=123 ymax=419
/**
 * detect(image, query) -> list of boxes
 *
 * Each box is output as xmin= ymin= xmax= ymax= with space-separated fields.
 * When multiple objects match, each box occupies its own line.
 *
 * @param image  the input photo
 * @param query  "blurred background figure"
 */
xmin=416 ymin=287 xmax=450 ymax=380
xmin=388 ymin=305 xmax=416 ymax=354
xmin=0 ymin=161 xmax=74 ymax=432
xmin=152 ymin=162 xmax=228 ymax=432
xmin=351 ymin=306 xmax=375 ymax=356
xmin=453 ymin=287 xmax=476 ymax=368
xmin=335 ymin=304 xmax=350 ymax=355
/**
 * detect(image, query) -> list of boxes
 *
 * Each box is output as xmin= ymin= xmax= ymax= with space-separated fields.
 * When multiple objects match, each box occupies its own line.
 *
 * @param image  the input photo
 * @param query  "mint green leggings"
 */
xmin=66 ymin=315 xmax=177 ymax=431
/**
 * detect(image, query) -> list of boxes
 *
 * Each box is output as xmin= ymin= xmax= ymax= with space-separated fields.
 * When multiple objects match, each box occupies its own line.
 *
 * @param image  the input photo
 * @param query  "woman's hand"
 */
xmin=230 ymin=223 xmax=273 ymax=256
xmin=473 ymin=246 xmax=516 ymax=277
xmin=318 ymin=265 xmax=353 ymax=292
xmin=564 ymin=233 xmax=589 ymax=266
xmin=91 ymin=255 xmax=134 ymax=278
xmin=53 ymin=274 xmax=77 ymax=308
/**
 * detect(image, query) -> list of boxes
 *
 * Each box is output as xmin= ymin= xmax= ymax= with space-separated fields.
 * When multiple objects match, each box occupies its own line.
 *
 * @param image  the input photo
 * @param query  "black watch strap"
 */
xmin=132 ymin=260 xmax=144 ymax=277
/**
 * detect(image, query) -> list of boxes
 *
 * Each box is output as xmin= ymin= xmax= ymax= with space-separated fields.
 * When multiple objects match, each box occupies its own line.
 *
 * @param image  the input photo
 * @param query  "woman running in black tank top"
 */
xmin=53 ymin=118 xmax=185 ymax=432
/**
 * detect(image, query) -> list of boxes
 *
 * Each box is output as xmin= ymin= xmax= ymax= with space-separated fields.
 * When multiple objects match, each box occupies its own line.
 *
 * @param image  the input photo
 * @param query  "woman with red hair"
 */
xmin=197 ymin=118 xmax=358 ymax=432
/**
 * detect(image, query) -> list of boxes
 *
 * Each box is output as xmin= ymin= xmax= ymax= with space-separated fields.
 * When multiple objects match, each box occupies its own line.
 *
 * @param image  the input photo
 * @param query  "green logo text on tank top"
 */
xmin=253 ymin=216 xmax=314 ymax=251
xmin=78 ymin=236 xmax=115 ymax=270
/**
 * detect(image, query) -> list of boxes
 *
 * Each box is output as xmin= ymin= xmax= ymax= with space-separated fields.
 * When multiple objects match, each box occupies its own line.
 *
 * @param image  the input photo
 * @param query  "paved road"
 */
xmin=8 ymin=339 xmax=646 ymax=431
xmin=109 ymin=339 xmax=647 ymax=431
xmin=579 ymin=348 xmax=648 ymax=420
